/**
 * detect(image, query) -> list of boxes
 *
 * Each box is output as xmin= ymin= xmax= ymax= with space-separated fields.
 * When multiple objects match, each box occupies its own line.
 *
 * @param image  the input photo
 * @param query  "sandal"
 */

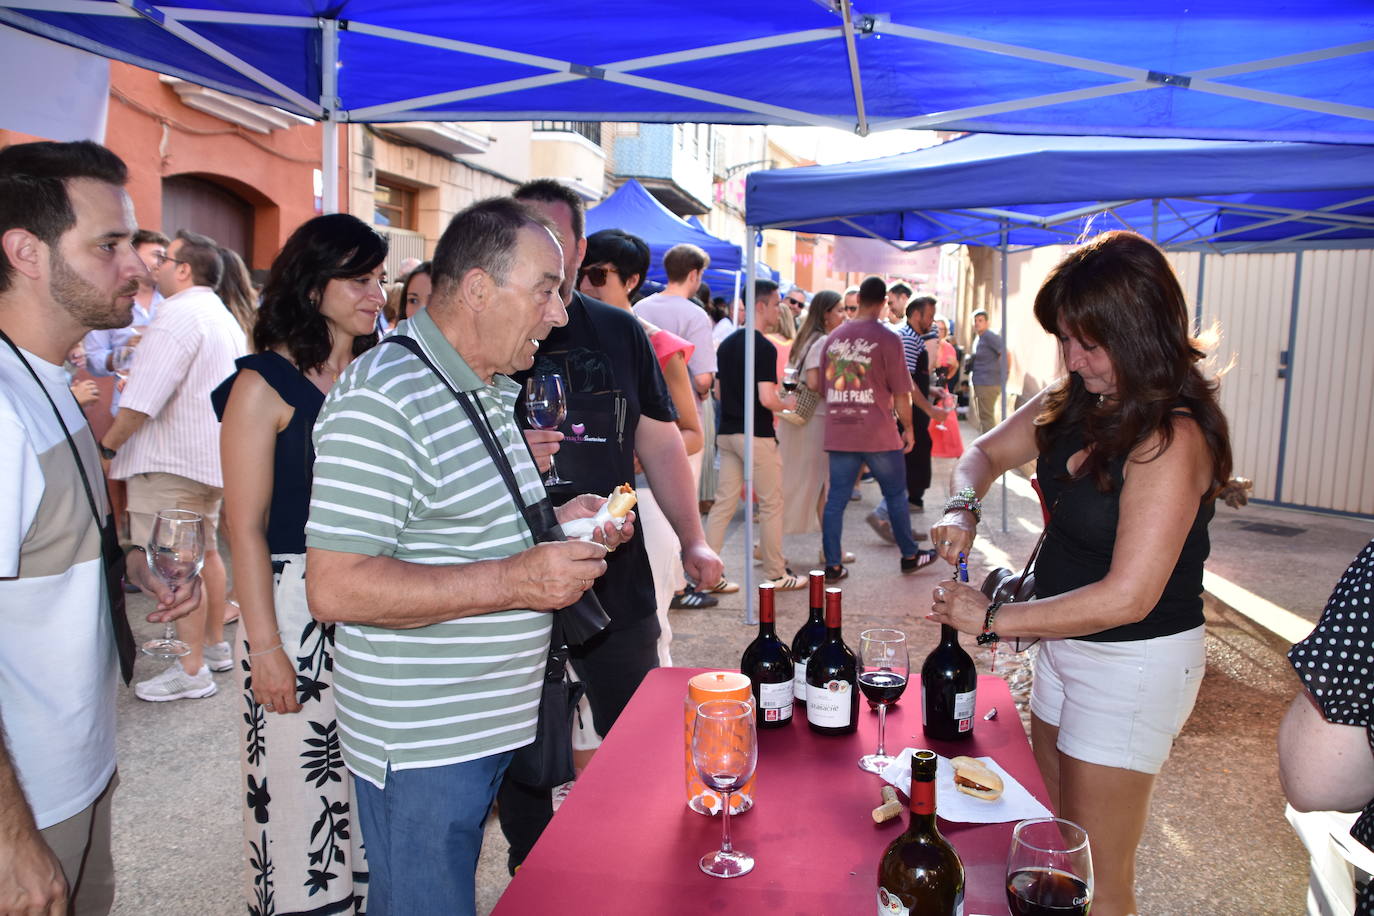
xmin=900 ymin=550 xmax=939 ymax=574
xmin=707 ymin=577 xmax=740 ymax=594
xmin=669 ymin=587 xmax=718 ymax=610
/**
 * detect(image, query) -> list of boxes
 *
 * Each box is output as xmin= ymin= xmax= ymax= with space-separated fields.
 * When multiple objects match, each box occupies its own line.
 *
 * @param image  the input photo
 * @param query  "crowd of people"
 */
xmin=3 ymin=137 xmax=1370 ymax=916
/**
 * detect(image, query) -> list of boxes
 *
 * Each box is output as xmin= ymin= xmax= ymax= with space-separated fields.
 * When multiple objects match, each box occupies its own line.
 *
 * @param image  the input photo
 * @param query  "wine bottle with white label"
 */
xmin=805 ymin=587 xmax=858 ymax=735
xmin=921 ymin=624 xmax=976 ymax=741
xmin=876 ymin=748 xmax=965 ymax=915
xmin=790 ymin=570 xmax=827 ymax=704
xmin=740 ymin=582 xmax=794 ymax=728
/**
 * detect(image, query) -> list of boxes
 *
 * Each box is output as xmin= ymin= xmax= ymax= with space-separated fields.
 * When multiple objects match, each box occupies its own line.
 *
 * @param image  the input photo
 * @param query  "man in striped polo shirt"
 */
xmin=306 ymin=197 xmax=630 ymax=916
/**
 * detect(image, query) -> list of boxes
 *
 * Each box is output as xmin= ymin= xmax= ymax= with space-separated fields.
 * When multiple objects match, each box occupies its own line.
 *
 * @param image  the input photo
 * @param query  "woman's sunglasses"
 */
xmin=579 ymin=264 xmax=619 ymax=286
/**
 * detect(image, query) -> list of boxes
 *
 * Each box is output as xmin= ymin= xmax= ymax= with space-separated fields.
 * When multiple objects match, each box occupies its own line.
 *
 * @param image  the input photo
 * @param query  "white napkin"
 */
xmin=879 ymin=748 xmax=1052 ymax=825
xmin=559 ymin=501 xmax=627 ymax=541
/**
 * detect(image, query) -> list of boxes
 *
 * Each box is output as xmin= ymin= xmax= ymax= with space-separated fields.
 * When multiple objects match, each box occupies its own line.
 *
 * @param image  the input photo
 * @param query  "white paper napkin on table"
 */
xmin=879 ymin=748 xmax=1052 ymax=825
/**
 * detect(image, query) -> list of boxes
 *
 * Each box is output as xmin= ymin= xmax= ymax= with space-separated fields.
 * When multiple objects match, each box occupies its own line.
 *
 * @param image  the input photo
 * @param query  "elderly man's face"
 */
xmin=484 ymin=224 xmax=567 ymax=375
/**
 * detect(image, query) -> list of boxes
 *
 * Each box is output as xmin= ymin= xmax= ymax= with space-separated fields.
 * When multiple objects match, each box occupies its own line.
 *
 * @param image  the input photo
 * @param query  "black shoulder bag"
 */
xmin=381 ymin=335 xmax=605 ymax=788
xmin=0 ymin=329 xmax=137 ymax=683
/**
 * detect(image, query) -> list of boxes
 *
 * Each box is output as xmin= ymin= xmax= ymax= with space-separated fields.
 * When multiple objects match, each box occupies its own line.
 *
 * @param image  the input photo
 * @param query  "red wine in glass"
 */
xmin=525 ymin=373 xmax=569 ymax=486
xmin=1006 ymin=868 xmax=1091 ymax=916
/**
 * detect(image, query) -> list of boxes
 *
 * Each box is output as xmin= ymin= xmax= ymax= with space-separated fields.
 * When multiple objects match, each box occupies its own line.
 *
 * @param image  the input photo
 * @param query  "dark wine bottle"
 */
xmin=921 ymin=624 xmax=977 ymax=741
xmin=805 ymin=586 xmax=857 ymax=735
xmin=790 ymin=570 xmax=827 ymax=704
xmin=740 ymin=582 xmax=795 ymax=728
xmin=877 ymin=749 xmax=965 ymax=915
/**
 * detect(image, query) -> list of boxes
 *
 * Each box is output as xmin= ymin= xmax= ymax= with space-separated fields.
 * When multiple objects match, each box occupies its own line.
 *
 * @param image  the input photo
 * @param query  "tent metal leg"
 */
xmin=999 ymin=222 xmax=1009 ymax=534
xmin=743 ymin=230 xmax=758 ymax=626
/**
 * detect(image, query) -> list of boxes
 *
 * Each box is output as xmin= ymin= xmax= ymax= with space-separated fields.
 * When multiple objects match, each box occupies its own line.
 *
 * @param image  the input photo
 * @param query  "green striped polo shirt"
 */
xmin=306 ymin=310 xmax=551 ymax=788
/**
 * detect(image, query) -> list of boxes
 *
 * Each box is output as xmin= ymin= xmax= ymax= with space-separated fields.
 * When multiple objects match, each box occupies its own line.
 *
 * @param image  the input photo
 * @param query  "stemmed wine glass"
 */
xmin=524 ymin=373 xmax=569 ymax=487
xmin=140 ymin=509 xmax=205 ymax=658
xmin=781 ymin=366 xmax=799 ymax=394
xmin=110 ymin=345 xmax=136 ymax=383
xmin=1005 ymin=817 xmax=1094 ymax=916
xmin=692 ymin=699 xmax=758 ymax=878
xmin=857 ymin=628 xmax=909 ymax=774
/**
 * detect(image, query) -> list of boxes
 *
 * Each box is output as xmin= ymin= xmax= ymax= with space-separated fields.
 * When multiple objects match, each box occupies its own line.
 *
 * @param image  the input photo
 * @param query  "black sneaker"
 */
xmin=900 ymin=550 xmax=939 ymax=574
xmin=669 ymin=586 xmax=718 ymax=610
xmin=824 ymin=564 xmax=849 ymax=582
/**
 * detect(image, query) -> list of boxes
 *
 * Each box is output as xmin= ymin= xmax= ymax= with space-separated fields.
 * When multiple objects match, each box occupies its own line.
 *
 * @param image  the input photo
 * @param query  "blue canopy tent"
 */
xmin=585 ymin=179 xmax=741 ymax=286
xmin=745 ymin=133 xmax=1374 ymax=529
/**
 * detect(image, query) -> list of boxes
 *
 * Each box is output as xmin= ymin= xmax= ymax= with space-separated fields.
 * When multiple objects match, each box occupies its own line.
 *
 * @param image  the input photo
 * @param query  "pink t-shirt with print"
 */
xmin=821 ymin=319 xmax=913 ymax=453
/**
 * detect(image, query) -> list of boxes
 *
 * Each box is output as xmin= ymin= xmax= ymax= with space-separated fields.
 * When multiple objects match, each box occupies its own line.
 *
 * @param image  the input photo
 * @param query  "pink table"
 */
xmin=493 ymin=668 xmax=1051 ymax=915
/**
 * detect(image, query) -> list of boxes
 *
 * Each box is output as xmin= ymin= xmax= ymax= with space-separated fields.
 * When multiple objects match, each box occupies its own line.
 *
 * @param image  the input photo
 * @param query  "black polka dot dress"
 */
xmin=1289 ymin=539 xmax=1374 ymax=916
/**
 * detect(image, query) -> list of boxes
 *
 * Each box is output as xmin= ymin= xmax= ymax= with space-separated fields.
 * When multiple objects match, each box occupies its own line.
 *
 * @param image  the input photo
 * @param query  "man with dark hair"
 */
xmin=305 ymin=196 xmax=627 ymax=914
xmin=820 ymin=276 xmax=937 ymax=580
xmin=0 ymin=139 xmax=200 ymax=915
xmin=506 ymin=179 xmax=723 ymax=871
xmin=969 ymin=308 xmax=1008 ymax=433
xmin=101 ymin=224 xmax=246 ymax=700
xmin=885 ymin=281 xmax=912 ymax=329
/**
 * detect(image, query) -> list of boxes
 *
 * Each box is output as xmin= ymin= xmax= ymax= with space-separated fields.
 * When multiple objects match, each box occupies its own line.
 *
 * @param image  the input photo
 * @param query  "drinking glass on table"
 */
xmin=140 ymin=509 xmax=205 ymax=659
xmin=692 ymin=699 xmax=757 ymax=878
xmin=1005 ymin=817 xmax=1094 ymax=916
xmin=524 ymin=373 xmax=569 ymax=486
xmin=857 ymin=628 xmax=909 ymax=773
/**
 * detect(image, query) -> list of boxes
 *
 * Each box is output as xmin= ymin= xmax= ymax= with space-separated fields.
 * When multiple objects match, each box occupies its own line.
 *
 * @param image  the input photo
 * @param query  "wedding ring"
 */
xmin=264 ymin=703 xmax=274 ymax=710
xmin=939 ymin=539 xmax=952 ymax=546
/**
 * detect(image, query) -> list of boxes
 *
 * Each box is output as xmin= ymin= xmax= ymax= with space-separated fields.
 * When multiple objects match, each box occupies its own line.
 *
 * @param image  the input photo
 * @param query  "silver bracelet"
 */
xmin=248 ymin=642 xmax=283 ymax=658
xmin=943 ymin=486 xmax=983 ymax=524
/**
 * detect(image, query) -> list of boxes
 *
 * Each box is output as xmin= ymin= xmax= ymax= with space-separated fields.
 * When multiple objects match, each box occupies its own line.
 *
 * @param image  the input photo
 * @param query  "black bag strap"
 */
xmin=381 ymin=335 xmax=566 ymax=648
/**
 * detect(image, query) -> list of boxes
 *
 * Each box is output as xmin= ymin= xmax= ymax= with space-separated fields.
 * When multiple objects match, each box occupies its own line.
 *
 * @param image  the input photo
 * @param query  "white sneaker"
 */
xmin=203 ymin=641 xmax=234 ymax=673
xmin=134 ymin=662 xmax=217 ymax=702
xmin=551 ymin=780 xmax=576 ymax=812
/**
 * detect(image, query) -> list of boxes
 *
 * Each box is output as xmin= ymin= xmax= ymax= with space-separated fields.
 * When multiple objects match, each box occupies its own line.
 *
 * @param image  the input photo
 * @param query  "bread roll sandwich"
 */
xmin=950 ymin=756 xmax=1004 ymax=801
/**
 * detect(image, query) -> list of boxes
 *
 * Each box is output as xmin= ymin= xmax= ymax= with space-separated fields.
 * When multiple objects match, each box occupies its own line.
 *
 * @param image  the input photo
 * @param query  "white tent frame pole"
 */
xmin=743 ymin=231 xmax=758 ymax=627
xmin=109 ymin=0 xmax=322 ymax=116
xmin=837 ymin=0 xmax=868 ymax=136
xmin=999 ymin=219 xmax=1009 ymax=535
xmin=320 ymin=16 xmax=339 ymax=215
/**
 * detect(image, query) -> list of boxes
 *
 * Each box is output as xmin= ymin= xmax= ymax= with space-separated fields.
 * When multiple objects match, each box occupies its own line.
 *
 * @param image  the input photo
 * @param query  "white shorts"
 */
xmin=1030 ymin=625 xmax=1206 ymax=775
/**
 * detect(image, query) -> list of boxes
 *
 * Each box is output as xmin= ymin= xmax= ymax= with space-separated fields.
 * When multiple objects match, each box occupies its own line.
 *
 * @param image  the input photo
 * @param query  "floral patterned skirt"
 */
xmin=236 ymin=554 xmax=367 ymax=915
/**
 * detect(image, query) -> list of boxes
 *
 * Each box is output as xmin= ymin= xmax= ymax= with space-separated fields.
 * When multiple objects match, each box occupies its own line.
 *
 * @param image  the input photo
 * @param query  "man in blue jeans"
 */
xmin=819 ymin=276 xmax=938 ymax=581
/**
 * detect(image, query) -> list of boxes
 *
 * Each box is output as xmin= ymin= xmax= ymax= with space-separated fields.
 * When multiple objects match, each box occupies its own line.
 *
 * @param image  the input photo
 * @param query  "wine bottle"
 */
xmin=921 ymin=624 xmax=977 ymax=741
xmin=790 ymin=570 xmax=827 ymax=704
xmin=740 ymin=582 xmax=795 ymax=728
xmin=877 ymin=749 xmax=965 ymax=915
xmin=805 ymin=586 xmax=858 ymax=735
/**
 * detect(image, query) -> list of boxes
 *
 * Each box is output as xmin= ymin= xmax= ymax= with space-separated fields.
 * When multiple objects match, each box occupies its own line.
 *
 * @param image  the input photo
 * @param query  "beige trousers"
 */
xmin=973 ymin=384 xmax=1002 ymax=434
xmin=704 ymin=434 xmax=786 ymax=579
xmin=40 ymin=772 xmax=117 ymax=916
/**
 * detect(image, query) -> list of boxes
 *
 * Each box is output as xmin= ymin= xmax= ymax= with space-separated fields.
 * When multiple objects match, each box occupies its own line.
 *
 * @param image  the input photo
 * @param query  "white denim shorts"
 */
xmin=1030 ymin=625 xmax=1206 ymax=775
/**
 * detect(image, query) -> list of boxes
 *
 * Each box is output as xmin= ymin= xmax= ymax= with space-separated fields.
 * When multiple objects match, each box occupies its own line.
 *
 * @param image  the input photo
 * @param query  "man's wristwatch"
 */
xmin=99 ymin=442 xmax=117 ymax=460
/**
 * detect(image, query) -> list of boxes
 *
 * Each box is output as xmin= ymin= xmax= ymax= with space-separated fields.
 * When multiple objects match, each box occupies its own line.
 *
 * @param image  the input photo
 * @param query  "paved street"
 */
xmin=107 ymin=421 xmax=1371 ymax=915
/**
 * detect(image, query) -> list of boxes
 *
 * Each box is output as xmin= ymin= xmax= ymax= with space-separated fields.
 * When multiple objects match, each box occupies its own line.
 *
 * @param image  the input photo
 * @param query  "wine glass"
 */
xmin=110 ymin=345 xmax=136 ymax=382
xmin=692 ymin=699 xmax=758 ymax=878
xmin=140 ymin=509 xmax=205 ymax=658
xmin=1005 ymin=817 xmax=1094 ymax=916
xmin=781 ymin=366 xmax=799 ymax=394
xmin=857 ymin=628 xmax=909 ymax=773
xmin=524 ymin=373 xmax=569 ymax=486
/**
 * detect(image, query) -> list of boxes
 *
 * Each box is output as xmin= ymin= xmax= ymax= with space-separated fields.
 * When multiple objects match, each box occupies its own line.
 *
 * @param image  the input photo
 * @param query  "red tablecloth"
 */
xmin=493 ymin=668 xmax=1050 ymax=916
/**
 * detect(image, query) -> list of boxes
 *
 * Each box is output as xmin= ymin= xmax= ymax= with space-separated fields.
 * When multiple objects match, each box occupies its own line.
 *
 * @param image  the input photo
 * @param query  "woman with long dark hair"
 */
xmin=927 ymin=231 xmax=1231 ymax=916
xmin=213 ymin=213 xmax=386 ymax=915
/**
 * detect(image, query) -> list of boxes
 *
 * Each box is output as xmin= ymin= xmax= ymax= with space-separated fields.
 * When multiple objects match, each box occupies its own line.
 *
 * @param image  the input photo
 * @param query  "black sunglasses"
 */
xmin=579 ymin=264 xmax=619 ymax=286
xmin=785 ymin=296 xmax=805 ymax=308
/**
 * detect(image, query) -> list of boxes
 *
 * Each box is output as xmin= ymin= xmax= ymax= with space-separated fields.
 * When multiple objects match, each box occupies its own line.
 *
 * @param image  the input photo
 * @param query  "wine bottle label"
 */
xmin=878 ymin=887 xmax=963 ymax=916
xmin=759 ymin=681 xmax=793 ymax=722
xmin=806 ymin=678 xmax=853 ymax=727
xmin=953 ymin=689 xmax=976 ymax=732
xmin=793 ymin=660 xmax=808 ymax=700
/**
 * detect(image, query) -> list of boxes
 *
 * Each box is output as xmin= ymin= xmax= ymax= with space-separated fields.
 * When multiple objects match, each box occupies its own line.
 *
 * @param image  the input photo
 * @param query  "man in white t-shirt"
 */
xmin=633 ymin=243 xmax=717 ymax=403
xmin=0 ymin=140 xmax=200 ymax=916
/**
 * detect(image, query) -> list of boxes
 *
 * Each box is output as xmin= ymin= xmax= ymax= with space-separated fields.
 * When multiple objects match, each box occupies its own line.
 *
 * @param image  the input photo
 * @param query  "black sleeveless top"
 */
xmin=1034 ymin=418 xmax=1213 ymax=642
xmin=211 ymin=351 xmax=325 ymax=555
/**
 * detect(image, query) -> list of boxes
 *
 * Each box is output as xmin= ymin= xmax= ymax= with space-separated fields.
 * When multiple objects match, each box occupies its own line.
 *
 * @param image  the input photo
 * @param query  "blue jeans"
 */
xmin=354 ymin=752 xmax=513 ymax=916
xmin=823 ymin=450 xmax=922 ymax=564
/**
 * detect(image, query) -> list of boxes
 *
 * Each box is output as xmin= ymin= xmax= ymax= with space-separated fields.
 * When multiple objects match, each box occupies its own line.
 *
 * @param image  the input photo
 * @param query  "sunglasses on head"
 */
xmin=579 ymin=264 xmax=619 ymax=286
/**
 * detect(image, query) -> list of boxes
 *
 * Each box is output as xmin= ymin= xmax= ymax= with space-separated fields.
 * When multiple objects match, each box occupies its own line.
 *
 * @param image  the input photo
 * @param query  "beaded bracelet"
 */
xmin=248 ymin=642 xmax=283 ymax=658
xmin=975 ymin=600 xmax=1004 ymax=646
xmin=943 ymin=486 xmax=983 ymax=525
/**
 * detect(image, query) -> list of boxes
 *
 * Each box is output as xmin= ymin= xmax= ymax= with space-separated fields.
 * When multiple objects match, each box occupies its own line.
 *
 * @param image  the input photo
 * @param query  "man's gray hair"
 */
xmin=431 ymin=197 xmax=557 ymax=293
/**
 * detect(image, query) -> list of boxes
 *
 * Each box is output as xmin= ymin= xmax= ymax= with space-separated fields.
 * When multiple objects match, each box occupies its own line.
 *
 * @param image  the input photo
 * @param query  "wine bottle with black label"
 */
xmin=877 ymin=749 xmax=965 ymax=915
xmin=921 ymin=624 xmax=977 ymax=741
xmin=805 ymin=586 xmax=857 ymax=735
xmin=790 ymin=570 xmax=827 ymax=704
xmin=740 ymin=581 xmax=794 ymax=728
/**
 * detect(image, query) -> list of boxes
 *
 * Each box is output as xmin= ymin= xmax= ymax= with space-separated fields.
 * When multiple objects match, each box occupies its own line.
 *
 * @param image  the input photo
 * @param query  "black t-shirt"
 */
xmin=716 ymin=328 xmax=777 ymax=439
xmin=512 ymin=292 xmax=675 ymax=629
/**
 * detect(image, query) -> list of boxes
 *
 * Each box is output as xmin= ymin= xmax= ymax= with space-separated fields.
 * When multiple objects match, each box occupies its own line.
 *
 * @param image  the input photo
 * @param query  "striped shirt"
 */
xmin=111 ymin=286 xmax=245 ymax=487
xmin=305 ymin=310 xmax=551 ymax=788
xmin=898 ymin=322 xmax=926 ymax=375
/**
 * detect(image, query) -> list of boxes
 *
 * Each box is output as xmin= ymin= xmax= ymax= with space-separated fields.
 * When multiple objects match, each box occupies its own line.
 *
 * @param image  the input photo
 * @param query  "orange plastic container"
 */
xmin=684 ymin=671 xmax=756 ymax=816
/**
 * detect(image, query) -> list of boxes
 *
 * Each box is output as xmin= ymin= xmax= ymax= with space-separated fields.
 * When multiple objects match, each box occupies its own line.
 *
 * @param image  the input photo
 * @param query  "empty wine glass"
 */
xmin=692 ymin=699 xmax=758 ymax=878
xmin=140 ymin=509 xmax=205 ymax=658
xmin=525 ymin=373 xmax=569 ymax=486
xmin=857 ymin=628 xmax=909 ymax=773
xmin=1006 ymin=817 xmax=1094 ymax=916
